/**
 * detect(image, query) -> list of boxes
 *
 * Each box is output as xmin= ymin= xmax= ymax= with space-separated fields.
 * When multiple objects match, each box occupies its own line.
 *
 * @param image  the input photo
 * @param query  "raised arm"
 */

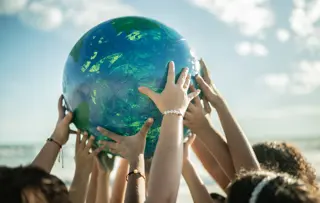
xmin=69 ymin=132 xmax=105 ymax=203
xmin=138 ymin=62 xmax=200 ymax=203
xmin=98 ymin=119 xmax=153 ymax=203
xmin=191 ymin=137 xmax=230 ymax=190
xmin=110 ymin=158 xmax=129 ymax=203
xmin=182 ymin=134 xmax=213 ymax=203
xmin=32 ymin=95 xmax=75 ymax=173
xmin=195 ymin=59 xmax=259 ymax=172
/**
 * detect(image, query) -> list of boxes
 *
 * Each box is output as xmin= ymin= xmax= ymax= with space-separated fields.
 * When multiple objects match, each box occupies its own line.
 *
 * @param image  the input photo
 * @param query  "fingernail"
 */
xmin=197 ymin=89 xmax=201 ymax=93
xmin=90 ymin=136 xmax=95 ymax=140
xmin=97 ymin=127 xmax=101 ymax=130
xmin=148 ymin=118 xmax=153 ymax=122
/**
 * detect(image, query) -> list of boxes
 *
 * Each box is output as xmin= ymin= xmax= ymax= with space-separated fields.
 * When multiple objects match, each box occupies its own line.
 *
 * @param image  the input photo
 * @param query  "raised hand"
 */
xmin=138 ymin=61 xmax=200 ymax=115
xmin=184 ymin=85 xmax=213 ymax=134
xmin=196 ymin=60 xmax=224 ymax=108
xmin=74 ymin=131 xmax=105 ymax=174
xmin=97 ymin=118 xmax=154 ymax=163
xmin=52 ymin=95 xmax=76 ymax=146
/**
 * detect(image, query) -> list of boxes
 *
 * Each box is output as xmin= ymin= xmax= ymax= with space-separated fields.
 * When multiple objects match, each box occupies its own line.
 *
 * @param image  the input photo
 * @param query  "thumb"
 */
xmin=139 ymin=118 xmax=154 ymax=138
xmin=138 ymin=87 xmax=158 ymax=102
xmin=62 ymin=112 xmax=73 ymax=125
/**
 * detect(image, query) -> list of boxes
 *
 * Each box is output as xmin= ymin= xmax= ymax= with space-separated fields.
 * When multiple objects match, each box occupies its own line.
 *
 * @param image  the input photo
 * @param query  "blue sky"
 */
xmin=0 ymin=0 xmax=320 ymax=143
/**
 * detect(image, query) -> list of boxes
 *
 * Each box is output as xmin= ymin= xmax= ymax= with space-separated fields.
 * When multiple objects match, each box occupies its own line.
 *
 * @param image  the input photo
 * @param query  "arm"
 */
xmin=196 ymin=63 xmax=260 ymax=172
xmin=147 ymin=115 xmax=184 ymax=203
xmin=95 ymin=165 xmax=110 ymax=203
xmin=125 ymin=154 xmax=146 ymax=203
xmin=86 ymin=165 xmax=98 ymax=203
xmin=110 ymin=158 xmax=129 ymax=203
xmin=183 ymin=160 xmax=213 ymax=203
xmin=192 ymin=137 xmax=230 ymax=190
xmin=32 ymin=95 xmax=74 ymax=173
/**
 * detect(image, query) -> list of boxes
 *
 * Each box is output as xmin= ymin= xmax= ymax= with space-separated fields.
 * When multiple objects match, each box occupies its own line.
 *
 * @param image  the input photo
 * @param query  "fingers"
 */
xmin=92 ymin=145 xmax=105 ymax=156
xmin=188 ymin=89 xmax=201 ymax=101
xmin=187 ymin=103 xmax=196 ymax=112
xmin=166 ymin=61 xmax=175 ymax=85
xmin=189 ymin=85 xmax=201 ymax=106
xmin=185 ymin=111 xmax=192 ymax=119
xmin=203 ymin=97 xmax=212 ymax=114
xmin=183 ymin=74 xmax=191 ymax=90
xmin=199 ymin=59 xmax=211 ymax=84
xmin=84 ymin=136 xmax=95 ymax=152
xmin=62 ymin=112 xmax=73 ymax=125
xmin=97 ymin=127 xmax=121 ymax=143
xmin=138 ymin=86 xmax=158 ymax=102
xmin=101 ymin=141 xmax=117 ymax=151
xmin=80 ymin=132 xmax=89 ymax=149
xmin=75 ymin=130 xmax=81 ymax=151
xmin=58 ymin=95 xmax=65 ymax=119
xmin=139 ymin=118 xmax=154 ymax=138
xmin=69 ymin=129 xmax=77 ymax=134
xmin=195 ymin=75 xmax=213 ymax=97
xmin=177 ymin=68 xmax=189 ymax=87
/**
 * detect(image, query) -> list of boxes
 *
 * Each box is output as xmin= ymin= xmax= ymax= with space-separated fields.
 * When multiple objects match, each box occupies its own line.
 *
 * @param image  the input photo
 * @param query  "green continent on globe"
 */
xmin=63 ymin=16 xmax=200 ymax=158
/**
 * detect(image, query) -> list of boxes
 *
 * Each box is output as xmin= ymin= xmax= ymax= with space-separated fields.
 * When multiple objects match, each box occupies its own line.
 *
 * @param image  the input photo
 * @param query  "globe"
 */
xmin=62 ymin=16 xmax=200 ymax=159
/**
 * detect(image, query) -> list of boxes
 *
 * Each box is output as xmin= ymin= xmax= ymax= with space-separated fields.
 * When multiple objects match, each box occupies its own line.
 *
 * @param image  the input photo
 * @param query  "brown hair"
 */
xmin=227 ymin=170 xmax=320 ymax=203
xmin=0 ymin=165 xmax=70 ymax=203
xmin=253 ymin=141 xmax=318 ymax=191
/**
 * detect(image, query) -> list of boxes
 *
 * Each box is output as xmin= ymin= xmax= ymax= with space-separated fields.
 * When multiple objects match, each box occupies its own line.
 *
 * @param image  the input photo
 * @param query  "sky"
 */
xmin=0 ymin=0 xmax=320 ymax=144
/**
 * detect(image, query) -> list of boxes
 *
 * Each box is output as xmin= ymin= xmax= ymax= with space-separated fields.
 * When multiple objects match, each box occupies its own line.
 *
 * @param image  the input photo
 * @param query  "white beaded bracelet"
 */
xmin=163 ymin=110 xmax=184 ymax=117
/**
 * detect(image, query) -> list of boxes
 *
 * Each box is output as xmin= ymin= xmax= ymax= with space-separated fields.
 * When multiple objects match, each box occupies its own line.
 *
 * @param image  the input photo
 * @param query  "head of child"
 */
xmin=0 ymin=165 xmax=70 ymax=203
xmin=226 ymin=170 xmax=319 ymax=203
xmin=253 ymin=141 xmax=317 ymax=191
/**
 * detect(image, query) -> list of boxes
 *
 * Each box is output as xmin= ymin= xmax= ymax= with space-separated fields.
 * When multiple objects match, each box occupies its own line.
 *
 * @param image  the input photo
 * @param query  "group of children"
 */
xmin=0 ymin=59 xmax=319 ymax=203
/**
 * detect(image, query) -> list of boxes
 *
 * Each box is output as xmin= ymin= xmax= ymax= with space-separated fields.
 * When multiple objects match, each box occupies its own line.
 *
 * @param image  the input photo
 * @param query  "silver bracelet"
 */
xmin=163 ymin=110 xmax=183 ymax=117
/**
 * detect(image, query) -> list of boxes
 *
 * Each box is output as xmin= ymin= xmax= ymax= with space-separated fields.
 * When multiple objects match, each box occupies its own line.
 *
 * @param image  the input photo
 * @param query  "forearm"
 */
xmin=192 ymin=138 xmax=230 ymax=190
xmin=86 ymin=168 xmax=98 ymax=203
xmin=195 ymin=125 xmax=235 ymax=180
xmin=125 ymin=155 xmax=145 ymax=203
xmin=69 ymin=170 xmax=90 ymax=203
xmin=216 ymin=101 xmax=259 ymax=172
xmin=31 ymin=140 xmax=60 ymax=173
xmin=182 ymin=160 xmax=213 ymax=203
xmin=111 ymin=158 xmax=129 ymax=203
xmin=95 ymin=173 xmax=110 ymax=203
xmin=147 ymin=115 xmax=183 ymax=203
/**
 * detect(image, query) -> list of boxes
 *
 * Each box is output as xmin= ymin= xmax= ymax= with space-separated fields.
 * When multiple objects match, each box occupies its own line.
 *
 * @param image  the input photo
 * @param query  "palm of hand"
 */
xmin=117 ymin=133 xmax=146 ymax=161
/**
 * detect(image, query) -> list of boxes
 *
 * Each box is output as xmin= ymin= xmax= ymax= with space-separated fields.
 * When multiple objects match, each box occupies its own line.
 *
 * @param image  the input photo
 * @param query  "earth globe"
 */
xmin=62 ymin=16 xmax=201 ymax=164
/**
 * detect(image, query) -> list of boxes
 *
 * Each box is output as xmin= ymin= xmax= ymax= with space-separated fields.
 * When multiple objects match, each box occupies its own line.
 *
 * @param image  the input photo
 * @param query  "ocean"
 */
xmin=0 ymin=135 xmax=319 ymax=203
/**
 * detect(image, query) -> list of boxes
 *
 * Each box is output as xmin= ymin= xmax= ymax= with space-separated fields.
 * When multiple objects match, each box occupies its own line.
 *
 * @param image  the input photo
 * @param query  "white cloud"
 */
xmin=235 ymin=41 xmax=268 ymax=56
xmin=289 ymin=0 xmax=320 ymax=51
xmin=0 ymin=0 xmax=138 ymax=30
xmin=262 ymin=60 xmax=320 ymax=94
xmin=0 ymin=0 xmax=28 ymax=14
xmin=276 ymin=29 xmax=291 ymax=42
xmin=189 ymin=0 xmax=274 ymax=37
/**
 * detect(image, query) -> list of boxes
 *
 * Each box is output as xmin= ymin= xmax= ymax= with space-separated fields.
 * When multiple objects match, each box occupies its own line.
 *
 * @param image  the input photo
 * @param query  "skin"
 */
xmin=31 ymin=95 xmax=76 ymax=173
xmin=69 ymin=132 xmax=105 ymax=203
xmin=182 ymin=134 xmax=213 ymax=203
xmin=138 ymin=62 xmax=200 ymax=203
xmin=98 ymin=119 xmax=154 ymax=203
xmin=110 ymin=158 xmax=129 ymax=203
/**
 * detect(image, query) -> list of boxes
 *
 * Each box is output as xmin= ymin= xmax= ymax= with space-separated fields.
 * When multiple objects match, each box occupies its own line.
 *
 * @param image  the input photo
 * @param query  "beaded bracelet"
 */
xmin=163 ymin=110 xmax=183 ymax=117
xmin=47 ymin=138 xmax=62 ymax=148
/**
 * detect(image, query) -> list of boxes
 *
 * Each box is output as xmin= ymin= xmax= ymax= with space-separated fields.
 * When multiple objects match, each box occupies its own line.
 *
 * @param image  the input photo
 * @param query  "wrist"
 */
xmin=50 ymin=133 xmax=65 ymax=146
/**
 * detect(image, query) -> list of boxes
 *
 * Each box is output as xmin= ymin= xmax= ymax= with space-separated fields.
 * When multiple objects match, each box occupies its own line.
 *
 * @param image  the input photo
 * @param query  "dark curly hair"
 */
xmin=226 ymin=170 xmax=320 ymax=203
xmin=252 ymin=141 xmax=318 ymax=191
xmin=0 ymin=165 xmax=70 ymax=203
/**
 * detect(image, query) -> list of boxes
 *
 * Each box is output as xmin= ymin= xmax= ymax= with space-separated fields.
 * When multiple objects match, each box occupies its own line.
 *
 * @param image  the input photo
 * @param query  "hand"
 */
xmin=196 ymin=73 xmax=224 ymax=108
xmin=199 ymin=59 xmax=213 ymax=114
xmin=52 ymin=95 xmax=76 ymax=146
xmin=138 ymin=61 xmax=201 ymax=115
xmin=97 ymin=118 xmax=154 ymax=163
xmin=184 ymin=85 xmax=213 ymax=134
xmin=75 ymin=131 xmax=105 ymax=174
xmin=183 ymin=134 xmax=196 ymax=163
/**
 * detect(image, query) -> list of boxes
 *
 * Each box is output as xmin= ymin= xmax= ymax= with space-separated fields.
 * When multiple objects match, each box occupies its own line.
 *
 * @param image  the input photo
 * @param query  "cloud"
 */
xmin=276 ymin=29 xmax=291 ymax=42
xmin=262 ymin=60 xmax=320 ymax=94
xmin=0 ymin=0 xmax=138 ymax=30
xmin=289 ymin=0 xmax=320 ymax=51
xmin=235 ymin=41 xmax=268 ymax=56
xmin=189 ymin=0 xmax=274 ymax=37
xmin=0 ymin=0 xmax=28 ymax=14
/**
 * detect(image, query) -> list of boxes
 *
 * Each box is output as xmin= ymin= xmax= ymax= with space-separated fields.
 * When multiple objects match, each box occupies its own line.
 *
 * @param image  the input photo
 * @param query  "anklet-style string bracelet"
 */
xmin=47 ymin=138 xmax=64 ymax=168
xmin=126 ymin=169 xmax=146 ymax=181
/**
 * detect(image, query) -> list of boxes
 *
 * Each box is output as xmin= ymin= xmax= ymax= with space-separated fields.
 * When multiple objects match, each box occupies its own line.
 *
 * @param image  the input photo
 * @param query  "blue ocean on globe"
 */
xmin=62 ymin=16 xmax=200 ymax=159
